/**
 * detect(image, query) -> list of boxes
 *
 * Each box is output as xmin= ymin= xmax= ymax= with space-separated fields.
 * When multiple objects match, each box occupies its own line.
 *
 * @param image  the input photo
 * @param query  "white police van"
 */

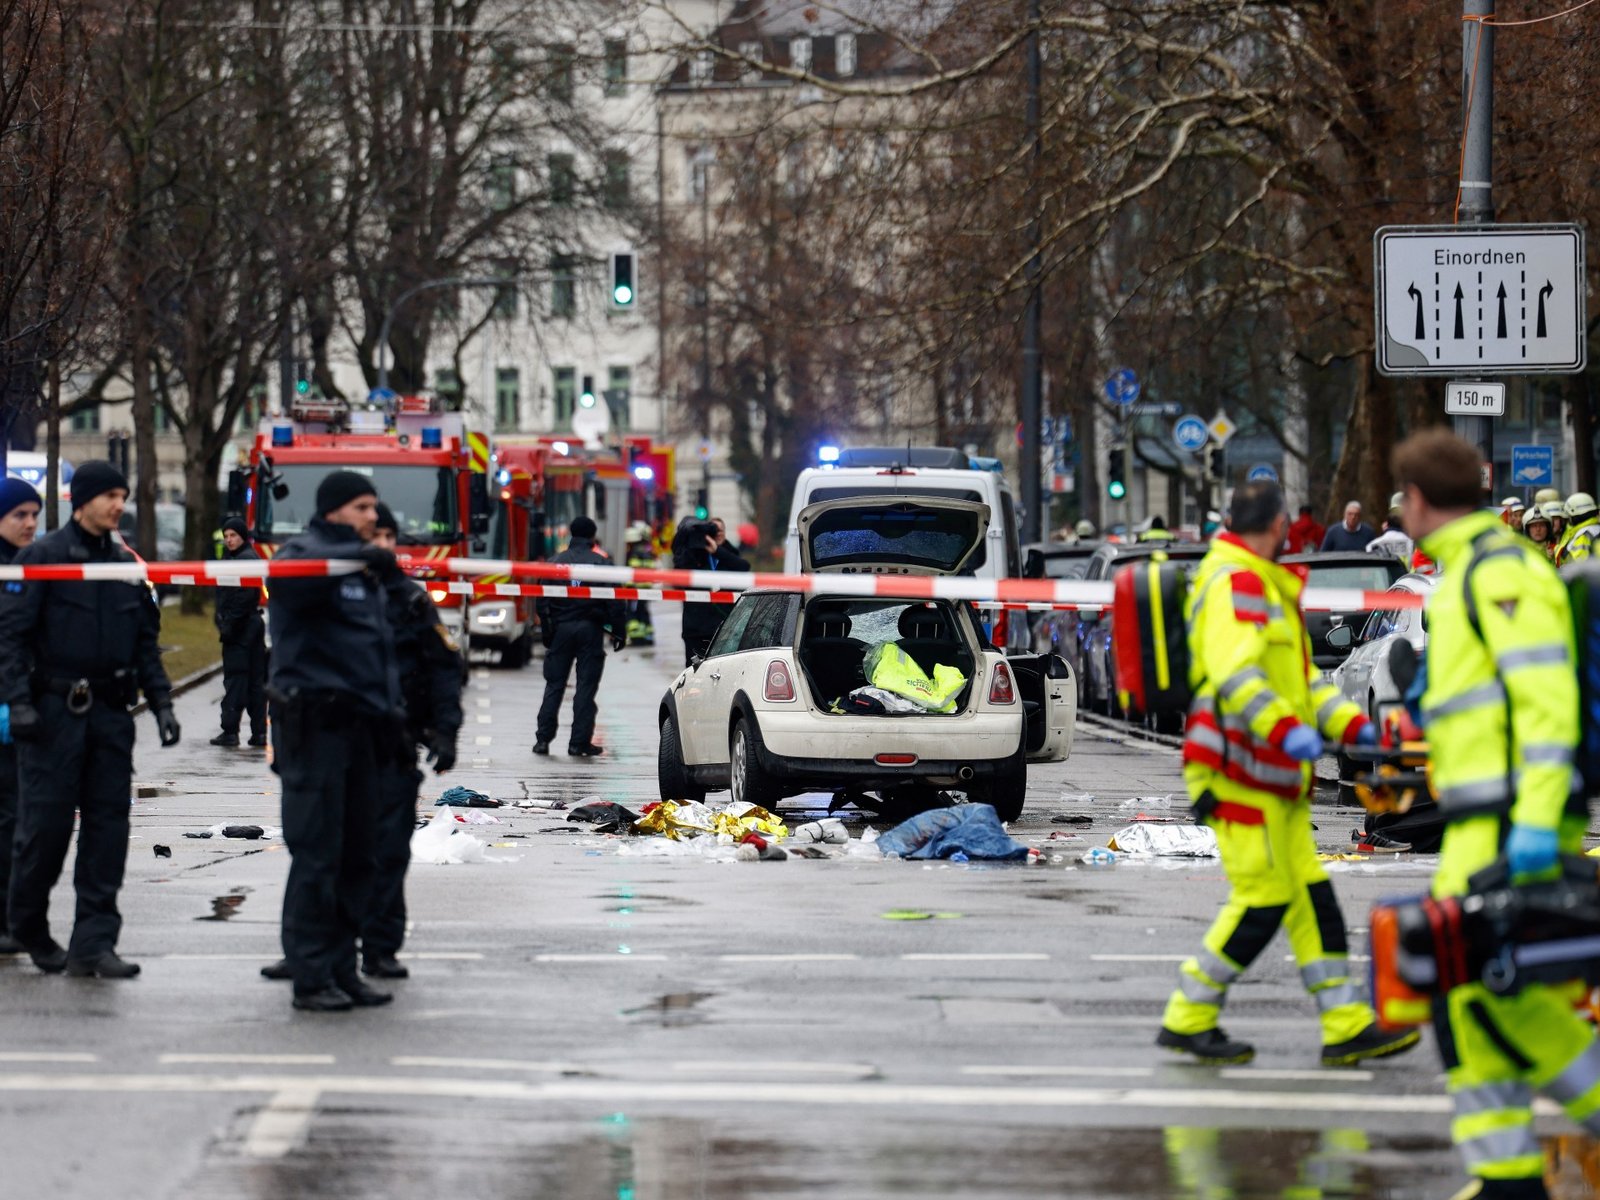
xmin=783 ymin=446 xmax=1028 ymax=651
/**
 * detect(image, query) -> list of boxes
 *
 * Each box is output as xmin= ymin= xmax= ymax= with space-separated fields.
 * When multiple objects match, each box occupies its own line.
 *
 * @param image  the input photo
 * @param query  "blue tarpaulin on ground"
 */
xmin=875 ymin=804 xmax=1030 ymax=862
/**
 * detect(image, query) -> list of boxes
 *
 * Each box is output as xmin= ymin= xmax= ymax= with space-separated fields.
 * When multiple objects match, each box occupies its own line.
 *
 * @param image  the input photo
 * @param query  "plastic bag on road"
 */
xmin=876 ymin=804 xmax=1031 ymax=862
xmin=792 ymin=818 xmax=849 ymax=845
xmin=1106 ymin=823 xmax=1219 ymax=858
xmin=435 ymin=785 xmax=500 ymax=808
xmin=411 ymin=810 xmax=489 ymax=864
xmin=1117 ymin=795 xmax=1177 ymax=812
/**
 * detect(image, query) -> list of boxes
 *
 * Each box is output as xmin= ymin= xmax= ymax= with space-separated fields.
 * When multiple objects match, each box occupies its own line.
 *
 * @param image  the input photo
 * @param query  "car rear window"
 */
xmin=1308 ymin=564 xmax=1400 ymax=591
xmin=808 ymin=505 xmax=984 ymax=573
xmin=1044 ymin=556 xmax=1091 ymax=580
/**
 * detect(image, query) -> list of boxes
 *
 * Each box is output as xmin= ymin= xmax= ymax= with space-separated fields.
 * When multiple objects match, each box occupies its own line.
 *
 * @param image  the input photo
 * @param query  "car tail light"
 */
xmin=875 ymin=752 xmax=917 ymax=765
xmin=764 ymin=659 xmax=796 ymax=702
xmin=989 ymin=662 xmax=1016 ymax=704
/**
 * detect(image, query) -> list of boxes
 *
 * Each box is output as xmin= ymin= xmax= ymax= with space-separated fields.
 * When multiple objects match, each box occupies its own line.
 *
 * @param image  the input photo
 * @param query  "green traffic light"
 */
xmin=693 ymin=505 xmax=708 ymax=519
xmin=613 ymin=284 xmax=633 ymax=306
xmin=1108 ymin=481 xmax=1126 ymax=500
xmin=295 ymin=379 xmax=310 ymax=395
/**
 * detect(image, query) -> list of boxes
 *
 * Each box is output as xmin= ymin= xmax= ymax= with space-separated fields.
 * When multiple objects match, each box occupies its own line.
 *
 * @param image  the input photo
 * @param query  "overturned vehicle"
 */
xmin=657 ymin=496 xmax=1075 ymax=821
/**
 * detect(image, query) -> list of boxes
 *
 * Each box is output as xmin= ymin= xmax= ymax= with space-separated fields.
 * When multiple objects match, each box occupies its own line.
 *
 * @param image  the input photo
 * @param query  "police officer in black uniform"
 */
xmin=532 ymin=515 xmax=624 ymax=756
xmin=0 ymin=477 xmax=42 ymax=955
xmin=267 ymin=470 xmax=401 ymax=1012
xmin=361 ymin=501 xmax=462 ymax=978
xmin=0 ymin=461 xmax=179 ymax=978
xmin=211 ymin=516 xmax=267 ymax=747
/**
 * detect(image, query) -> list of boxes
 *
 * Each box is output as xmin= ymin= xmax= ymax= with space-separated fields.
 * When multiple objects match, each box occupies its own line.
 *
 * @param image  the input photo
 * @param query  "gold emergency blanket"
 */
xmin=634 ymin=800 xmax=788 ymax=842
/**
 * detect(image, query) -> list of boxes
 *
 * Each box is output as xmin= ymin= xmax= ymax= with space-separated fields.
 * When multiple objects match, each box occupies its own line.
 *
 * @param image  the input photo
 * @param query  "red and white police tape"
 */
xmin=0 ymin=556 xmax=1428 ymax=613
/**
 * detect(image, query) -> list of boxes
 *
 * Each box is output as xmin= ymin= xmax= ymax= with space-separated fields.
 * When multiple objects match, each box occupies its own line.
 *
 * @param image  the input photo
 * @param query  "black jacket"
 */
xmin=266 ymin=517 xmax=401 ymax=717
xmin=214 ymin=542 xmax=264 ymax=639
xmin=672 ymin=528 xmax=751 ymax=642
xmin=0 ymin=518 xmax=172 ymax=709
xmin=384 ymin=573 xmax=464 ymax=743
xmin=534 ymin=538 xmax=626 ymax=632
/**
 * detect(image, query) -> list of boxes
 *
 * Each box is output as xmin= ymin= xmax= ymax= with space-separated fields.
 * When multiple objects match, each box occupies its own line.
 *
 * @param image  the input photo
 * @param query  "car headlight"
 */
xmin=475 ymin=605 xmax=509 ymax=627
xmin=429 ymin=587 xmax=449 ymax=603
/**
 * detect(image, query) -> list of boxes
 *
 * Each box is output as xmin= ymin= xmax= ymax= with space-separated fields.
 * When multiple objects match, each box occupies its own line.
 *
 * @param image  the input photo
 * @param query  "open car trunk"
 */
xmin=796 ymin=597 xmax=979 ymax=715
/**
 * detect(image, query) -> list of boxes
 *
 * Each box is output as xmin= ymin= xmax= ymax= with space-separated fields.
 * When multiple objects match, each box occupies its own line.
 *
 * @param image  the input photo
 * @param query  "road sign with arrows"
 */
xmin=1374 ymin=224 xmax=1585 ymax=376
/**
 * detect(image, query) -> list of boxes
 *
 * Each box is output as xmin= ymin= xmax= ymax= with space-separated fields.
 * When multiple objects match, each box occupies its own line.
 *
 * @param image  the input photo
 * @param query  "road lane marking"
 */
xmin=718 ymin=954 xmax=860 ymax=962
xmin=1090 ymin=954 xmax=1186 ymax=963
xmin=534 ymin=953 xmax=669 ymax=962
xmin=0 ymin=1052 xmax=97 ymax=1063
xmin=243 ymin=1086 xmax=319 ymax=1159
xmin=961 ymin=1065 xmax=1154 ymax=1079
xmin=902 ymin=953 xmax=1051 ymax=962
xmin=1220 ymin=1068 xmax=1374 ymax=1083
xmin=671 ymin=1061 xmax=878 ymax=1077
xmin=162 ymin=1054 xmax=335 ymax=1066
xmin=398 ymin=952 xmax=485 ymax=961
xmin=392 ymin=1057 xmax=588 ymax=1073
xmin=474 ymin=736 xmax=493 ymax=746
xmin=0 ymin=1071 xmax=1474 ymax=1118
xmin=476 ymin=697 xmax=492 ymax=708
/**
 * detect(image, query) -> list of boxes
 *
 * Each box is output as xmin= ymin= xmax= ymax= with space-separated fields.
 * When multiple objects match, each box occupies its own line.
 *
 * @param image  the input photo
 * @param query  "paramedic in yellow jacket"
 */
xmin=1158 ymin=480 xmax=1421 ymax=1068
xmin=1397 ymin=430 xmax=1594 ymax=1200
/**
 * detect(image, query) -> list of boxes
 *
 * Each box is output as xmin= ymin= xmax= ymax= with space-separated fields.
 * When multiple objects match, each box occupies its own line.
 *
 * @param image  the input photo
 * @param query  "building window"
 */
xmin=548 ymin=43 xmax=574 ymax=102
xmin=495 ymin=368 xmax=520 ymax=431
xmin=70 ymin=407 xmax=100 ymax=433
xmin=490 ymin=263 xmax=518 ymax=320
xmin=606 ymin=365 xmax=632 ymax=431
xmin=552 ymin=366 xmax=576 ymax=425
xmin=547 ymin=153 xmax=575 ymax=206
xmin=836 ymin=33 xmax=856 ymax=76
xmin=602 ymin=150 xmax=630 ymax=210
xmin=604 ymin=38 xmax=627 ymax=95
xmin=739 ymin=40 xmax=762 ymax=82
xmin=550 ymin=254 xmax=576 ymax=318
xmin=691 ymin=49 xmax=713 ymax=85
xmin=688 ymin=150 xmax=710 ymax=200
xmin=790 ymin=37 xmax=812 ymax=72
xmin=434 ymin=368 xmax=462 ymax=405
xmin=486 ymin=154 xmax=516 ymax=211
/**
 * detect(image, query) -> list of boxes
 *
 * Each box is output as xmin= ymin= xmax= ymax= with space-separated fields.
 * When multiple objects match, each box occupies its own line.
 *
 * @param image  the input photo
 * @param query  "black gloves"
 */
xmin=9 ymin=702 xmax=41 ymax=743
xmin=356 ymin=544 xmax=399 ymax=578
xmin=154 ymin=706 xmax=181 ymax=747
xmin=427 ymin=733 xmax=458 ymax=775
xmin=610 ymin=633 xmax=626 ymax=653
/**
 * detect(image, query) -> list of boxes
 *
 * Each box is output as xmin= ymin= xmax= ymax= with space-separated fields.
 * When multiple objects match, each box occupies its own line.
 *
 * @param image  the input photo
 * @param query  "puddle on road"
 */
xmin=620 ymin=991 xmax=714 ymax=1027
xmin=595 ymin=891 xmax=700 ymax=914
xmin=195 ymin=888 xmax=251 ymax=921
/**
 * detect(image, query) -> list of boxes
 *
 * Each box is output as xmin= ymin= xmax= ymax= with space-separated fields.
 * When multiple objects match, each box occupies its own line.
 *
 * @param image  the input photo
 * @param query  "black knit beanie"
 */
xmin=315 ymin=470 xmax=377 ymax=517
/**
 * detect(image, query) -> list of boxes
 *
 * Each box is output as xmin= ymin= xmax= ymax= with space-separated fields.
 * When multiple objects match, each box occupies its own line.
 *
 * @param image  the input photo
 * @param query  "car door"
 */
xmin=681 ymin=596 xmax=760 ymax=765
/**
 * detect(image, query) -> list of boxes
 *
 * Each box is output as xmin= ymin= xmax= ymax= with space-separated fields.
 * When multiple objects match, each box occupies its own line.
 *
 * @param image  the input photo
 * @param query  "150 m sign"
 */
xmin=1374 ymin=224 xmax=1586 ymax=376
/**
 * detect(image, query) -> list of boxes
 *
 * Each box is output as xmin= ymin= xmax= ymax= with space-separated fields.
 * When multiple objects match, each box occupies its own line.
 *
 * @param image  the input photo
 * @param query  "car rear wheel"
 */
xmin=970 ymin=754 xmax=1026 ymax=823
xmin=730 ymin=716 xmax=781 ymax=810
xmin=658 ymin=715 xmax=705 ymax=804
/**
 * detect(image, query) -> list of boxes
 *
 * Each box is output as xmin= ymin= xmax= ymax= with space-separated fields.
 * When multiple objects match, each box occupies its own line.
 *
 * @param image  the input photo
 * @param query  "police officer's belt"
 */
xmin=36 ymin=671 xmax=136 ymax=714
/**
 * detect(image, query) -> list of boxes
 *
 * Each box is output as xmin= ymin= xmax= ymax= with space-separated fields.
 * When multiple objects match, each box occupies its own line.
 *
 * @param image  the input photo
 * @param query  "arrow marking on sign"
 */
xmin=1453 ymin=283 xmax=1465 ymax=340
xmin=1407 ymin=283 xmax=1425 ymax=339
xmin=1537 ymin=280 xmax=1552 ymax=338
xmin=1496 ymin=282 xmax=1507 ymax=339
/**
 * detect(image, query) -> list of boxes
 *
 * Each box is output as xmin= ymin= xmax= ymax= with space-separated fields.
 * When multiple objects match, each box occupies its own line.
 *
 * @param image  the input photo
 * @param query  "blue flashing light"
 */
xmin=818 ymin=444 xmax=841 ymax=464
xmin=271 ymin=425 xmax=294 ymax=447
xmin=420 ymin=426 xmax=442 ymax=449
xmin=495 ymin=468 xmax=511 ymax=486
xmin=967 ymin=455 xmax=1003 ymax=473
xmin=632 ymin=465 xmax=654 ymax=482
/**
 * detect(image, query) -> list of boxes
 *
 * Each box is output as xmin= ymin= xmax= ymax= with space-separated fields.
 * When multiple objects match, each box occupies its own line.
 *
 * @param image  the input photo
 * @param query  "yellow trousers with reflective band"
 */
xmin=1435 ymin=980 xmax=1600 ymax=1183
xmin=1163 ymin=799 xmax=1373 ymax=1044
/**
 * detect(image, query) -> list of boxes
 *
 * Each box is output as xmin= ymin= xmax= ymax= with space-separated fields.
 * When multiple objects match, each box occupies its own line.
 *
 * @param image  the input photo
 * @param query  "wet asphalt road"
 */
xmin=2 ymin=609 xmax=1597 ymax=1199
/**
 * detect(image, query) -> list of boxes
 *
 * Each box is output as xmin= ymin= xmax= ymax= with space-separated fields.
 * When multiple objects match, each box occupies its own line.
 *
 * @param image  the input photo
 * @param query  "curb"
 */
xmin=132 ymin=660 xmax=224 ymax=716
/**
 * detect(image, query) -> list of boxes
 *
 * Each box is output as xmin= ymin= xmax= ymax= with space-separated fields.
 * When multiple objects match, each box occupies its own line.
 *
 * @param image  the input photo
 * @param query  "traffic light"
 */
xmin=579 ymin=374 xmax=596 ymax=408
xmin=610 ymin=252 xmax=635 ymax=310
xmin=694 ymin=486 xmax=709 ymax=520
xmin=1204 ymin=445 xmax=1224 ymax=481
xmin=1107 ymin=447 xmax=1126 ymax=500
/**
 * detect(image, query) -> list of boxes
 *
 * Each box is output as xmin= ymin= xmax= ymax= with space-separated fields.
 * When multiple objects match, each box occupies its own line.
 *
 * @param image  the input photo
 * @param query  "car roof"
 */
xmin=1023 ymin=542 xmax=1098 ymax=558
xmin=1093 ymin=542 xmax=1207 ymax=560
xmin=1281 ymin=551 xmax=1402 ymax=566
xmin=1391 ymin=574 xmax=1435 ymax=593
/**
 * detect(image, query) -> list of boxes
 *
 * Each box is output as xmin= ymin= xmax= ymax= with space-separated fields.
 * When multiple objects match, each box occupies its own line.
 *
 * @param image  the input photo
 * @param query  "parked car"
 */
xmin=1023 ymin=541 xmax=1100 ymax=685
xmin=1281 ymin=552 xmax=1409 ymax=669
xmin=660 ymin=495 xmax=1075 ymax=821
xmin=1328 ymin=573 xmax=1434 ymax=727
xmin=1078 ymin=541 xmax=1209 ymax=716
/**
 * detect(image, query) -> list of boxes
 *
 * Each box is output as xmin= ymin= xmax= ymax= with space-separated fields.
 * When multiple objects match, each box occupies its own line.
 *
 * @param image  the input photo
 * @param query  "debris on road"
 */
xmin=876 ymin=804 xmax=1032 ymax=862
xmin=792 ymin=818 xmax=849 ymax=845
xmin=1106 ymin=823 xmax=1219 ymax=858
xmin=435 ymin=785 xmax=500 ymax=808
xmin=410 ymin=810 xmax=514 ymax=865
xmin=153 ymin=844 xmax=172 ymax=858
xmin=634 ymin=799 xmax=786 ymax=842
xmin=1080 ymin=847 xmax=1117 ymax=866
xmin=566 ymin=800 xmax=641 ymax=832
xmin=1049 ymin=813 xmax=1094 ymax=826
xmin=181 ymin=823 xmax=279 ymax=841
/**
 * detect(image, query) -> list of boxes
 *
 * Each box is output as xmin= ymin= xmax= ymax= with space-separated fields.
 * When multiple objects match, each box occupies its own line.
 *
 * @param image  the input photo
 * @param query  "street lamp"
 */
xmin=376 ymin=275 xmax=517 ymax=396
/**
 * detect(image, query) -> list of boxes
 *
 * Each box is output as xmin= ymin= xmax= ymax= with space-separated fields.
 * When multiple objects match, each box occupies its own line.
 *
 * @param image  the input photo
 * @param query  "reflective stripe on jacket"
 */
xmin=1181 ymin=534 xmax=1368 ymax=804
xmin=1556 ymin=517 xmax=1598 ymax=566
xmin=1418 ymin=511 xmax=1577 ymax=853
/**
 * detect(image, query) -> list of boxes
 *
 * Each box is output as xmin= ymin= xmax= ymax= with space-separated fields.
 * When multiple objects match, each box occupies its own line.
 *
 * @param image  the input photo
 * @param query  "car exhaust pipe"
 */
xmin=957 ymin=766 xmax=974 ymax=782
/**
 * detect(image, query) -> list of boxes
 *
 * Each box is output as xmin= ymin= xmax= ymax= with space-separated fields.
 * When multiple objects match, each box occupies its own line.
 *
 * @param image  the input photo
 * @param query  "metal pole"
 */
xmin=278 ymin=316 xmax=294 ymax=415
xmin=1020 ymin=0 xmax=1044 ymax=543
xmin=1455 ymin=0 xmax=1495 ymax=475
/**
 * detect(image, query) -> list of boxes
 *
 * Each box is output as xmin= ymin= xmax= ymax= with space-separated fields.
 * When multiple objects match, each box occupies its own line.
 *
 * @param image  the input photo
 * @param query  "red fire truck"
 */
xmin=466 ymin=435 xmax=673 ymax=666
xmin=236 ymin=393 xmax=488 ymax=668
